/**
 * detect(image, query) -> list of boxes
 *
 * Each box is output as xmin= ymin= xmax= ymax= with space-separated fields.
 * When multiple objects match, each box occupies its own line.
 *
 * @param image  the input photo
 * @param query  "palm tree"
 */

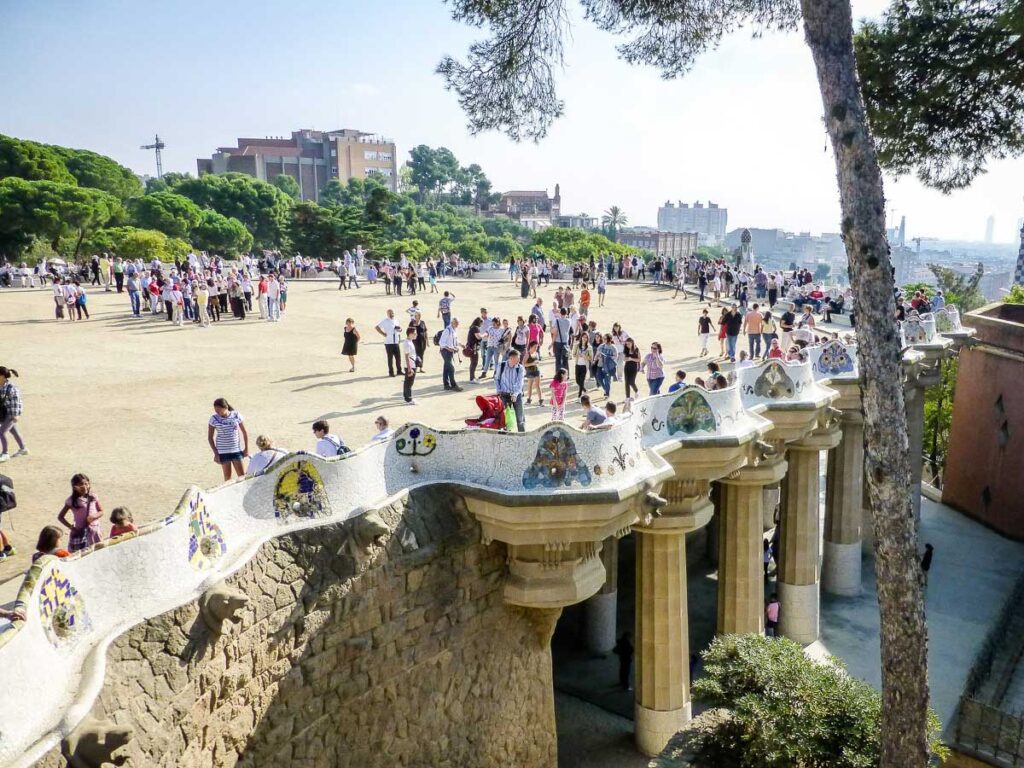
xmin=602 ymin=206 xmax=628 ymax=237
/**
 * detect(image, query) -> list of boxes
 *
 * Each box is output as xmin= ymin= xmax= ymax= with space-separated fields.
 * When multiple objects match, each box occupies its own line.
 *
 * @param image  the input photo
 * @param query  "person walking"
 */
xmin=549 ymin=368 xmax=568 ymax=422
xmin=552 ymin=307 xmax=572 ymax=373
xmin=572 ymin=329 xmax=593 ymax=400
xmin=744 ymin=303 xmax=765 ymax=359
xmin=523 ymin=342 xmax=543 ymax=406
xmin=596 ymin=272 xmax=607 ymax=307
xmin=342 ymin=318 xmax=361 ymax=372
xmin=437 ymin=291 xmax=456 ymax=328
xmin=698 ymin=309 xmax=714 ymax=357
xmin=375 ymin=309 xmax=404 ymax=377
xmin=0 ymin=367 xmax=27 ymax=462
xmin=595 ymin=334 xmax=617 ymax=399
xmin=402 ymin=327 xmax=419 ymax=405
xmin=724 ymin=307 xmax=743 ymax=362
xmin=622 ymin=338 xmax=641 ymax=398
xmin=496 ymin=349 xmax=526 ymax=432
xmin=409 ymin=312 xmax=427 ymax=372
xmin=439 ymin=317 xmax=463 ymax=391
xmin=126 ymin=273 xmax=141 ymax=317
xmin=765 ymin=594 xmax=781 ymax=637
xmin=641 ymin=342 xmax=666 ymax=395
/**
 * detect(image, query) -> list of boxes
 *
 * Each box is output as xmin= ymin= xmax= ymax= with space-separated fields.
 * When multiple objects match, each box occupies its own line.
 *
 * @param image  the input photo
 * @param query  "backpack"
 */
xmin=432 ymin=330 xmax=443 ymax=346
xmin=325 ymin=436 xmax=351 ymax=456
xmin=0 ymin=474 xmax=15 ymax=514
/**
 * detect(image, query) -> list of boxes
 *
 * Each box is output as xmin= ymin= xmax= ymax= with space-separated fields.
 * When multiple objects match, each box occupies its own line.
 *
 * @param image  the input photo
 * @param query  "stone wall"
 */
xmin=39 ymin=488 xmax=557 ymax=768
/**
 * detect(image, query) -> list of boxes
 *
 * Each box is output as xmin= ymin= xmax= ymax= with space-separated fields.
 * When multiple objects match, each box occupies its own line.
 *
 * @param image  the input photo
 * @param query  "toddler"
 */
xmin=110 ymin=507 xmax=137 ymax=538
xmin=33 ymin=525 xmax=70 ymax=563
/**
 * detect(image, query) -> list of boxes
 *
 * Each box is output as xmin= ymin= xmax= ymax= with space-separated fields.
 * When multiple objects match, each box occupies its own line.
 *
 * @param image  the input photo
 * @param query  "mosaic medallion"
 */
xmin=188 ymin=492 xmax=226 ymax=571
xmin=273 ymin=460 xmax=331 ymax=522
xmin=395 ymin=426 xmax=437 ymax=457
xmin=522 ymin=427 xmax=592 ymax=489
xmin=666 ymin=389 xmax=717 ymax=435
xmin=902 ymin=313 xmax=928 ymax=345
xmin=752 ymin=362 xmax=796 ymax=399
xmin=816 ymin=340 xmax=855 ymax=376
xmin=38 ymin=566 xmax=91 ymax=648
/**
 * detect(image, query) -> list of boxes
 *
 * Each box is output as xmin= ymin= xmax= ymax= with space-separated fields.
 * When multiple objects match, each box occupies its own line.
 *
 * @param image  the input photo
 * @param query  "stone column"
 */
xmin=822 ymin=413 xmax=865 ymax=596
xmin=777 ymin=434 xmax=836 ymax=645
xmin=718 ymin=460 xmax=787 ymax=635
xmin=584 ymin=537 xmax=618 ymax=655
xmin=633 ymin=479 xmax=712 ymax=756
xmin=762 ymin=484 xmax=780 ymax=531
xmin=905 ymin=380 xmax=926 ymax=522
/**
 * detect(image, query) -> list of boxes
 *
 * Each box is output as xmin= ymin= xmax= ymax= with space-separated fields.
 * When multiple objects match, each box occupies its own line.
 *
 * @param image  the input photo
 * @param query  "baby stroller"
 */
xmin=465 ymin=395 xmax=507 ymax=430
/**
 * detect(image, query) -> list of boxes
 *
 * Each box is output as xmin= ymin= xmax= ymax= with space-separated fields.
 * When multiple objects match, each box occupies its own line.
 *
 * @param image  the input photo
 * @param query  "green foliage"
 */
xmin=1005 ymin=284 xmax=1024 ymax=304
xmin=271 ymin=173 xmax=301 ymax=200
xmin=856 ymin=0 xmax=1024 ymax=192
xmin=191 ymin=209 xmax=252 ymax=256
xmin=814 ymin=263 xmax=832 ymax=281
xmin=129 ymin=192 xmax=203 ymax=239
xmin=173 ymin=173 xmax=292 ymax=250
xmin=387 ymin=237 xmax=431 ymax=261
xmin=692 ymin=635 xmax=947 ymax=767
xmin=84 ymin=226 xmax=190 ymax=263
xmin=927 ymin=262 xmax=986 ymax=311
xmin=696 ymin=245 xmax=729 ymax=261
xmin=0 ymin=135 xmax=76 ymax=185
xmin=924 ymin=357 xmax=957 ymax=477
xmin=601 ymin=206 xmax=628 ymax=238
xmin=530 ymin=227 xmax=628 ymax=263
xmin=52 ymin=147 xmax=143 ymax=200
xmin=287 ymin=202 xmax=379 ymax=259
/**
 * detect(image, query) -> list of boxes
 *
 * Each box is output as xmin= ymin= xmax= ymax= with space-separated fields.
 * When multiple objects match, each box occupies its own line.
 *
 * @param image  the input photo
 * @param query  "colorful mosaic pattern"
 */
xmin=666 ymin=389 xmax=717 ymax=435
xmin=274 ymin=460 xmax=331 ymax=522
xmin=522 ymin=427 xmax=592 ymax=489
xmin=751 ymin=362 xmax=796 ymax=399
xmin=187 ymin=492 xmax=226 ymax=571
xmin=395 ymin=427 xmax=437 ymax=457
xmin=902 ymin=314 xmax=928 ymax=344
xmin=38 ymin=566 xmax=91 ymax=648
xmin=816 ymin=341 xmax=855 ymax=376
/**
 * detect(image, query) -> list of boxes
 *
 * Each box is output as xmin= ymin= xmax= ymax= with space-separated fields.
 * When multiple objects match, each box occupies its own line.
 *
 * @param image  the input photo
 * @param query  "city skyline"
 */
xmin=2 ymin=0 xmax=1022 ymax=244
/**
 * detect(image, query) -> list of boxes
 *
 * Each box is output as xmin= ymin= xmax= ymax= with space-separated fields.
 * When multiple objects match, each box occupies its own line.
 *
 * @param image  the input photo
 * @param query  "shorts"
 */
xmin=526 ymin=369 xmax=541 ymax=379
xmin=217 ymin=451 xmax=244 ymax=465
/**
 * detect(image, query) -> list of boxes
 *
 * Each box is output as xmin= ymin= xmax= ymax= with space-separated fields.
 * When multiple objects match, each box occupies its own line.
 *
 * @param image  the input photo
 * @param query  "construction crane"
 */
xmin=140 ymin=134 xmax=166 ymax=179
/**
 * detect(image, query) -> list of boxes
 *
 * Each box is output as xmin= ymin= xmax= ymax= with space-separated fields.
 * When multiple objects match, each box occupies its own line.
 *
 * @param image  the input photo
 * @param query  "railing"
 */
xmin=955 ymin=699 xmax=1024 ymax=766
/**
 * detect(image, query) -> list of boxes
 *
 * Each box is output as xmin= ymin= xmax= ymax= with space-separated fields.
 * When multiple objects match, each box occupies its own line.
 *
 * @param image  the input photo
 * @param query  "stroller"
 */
xmin=465 ymin=395 xmax=507 ymax=430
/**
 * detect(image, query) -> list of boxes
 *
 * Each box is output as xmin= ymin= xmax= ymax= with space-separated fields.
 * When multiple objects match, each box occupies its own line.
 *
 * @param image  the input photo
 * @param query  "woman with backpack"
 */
xmin=0 ymin=367 xmax=27 ymax=463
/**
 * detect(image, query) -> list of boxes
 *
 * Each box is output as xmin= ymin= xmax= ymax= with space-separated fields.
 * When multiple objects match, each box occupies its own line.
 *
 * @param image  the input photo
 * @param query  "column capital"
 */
xmin=789 ymin=425 xmax=841 ymax=452
xmin=721 ymin=457 xmax=788 ymax=487
xmin=638 ymin=478 xmax=713 ymax=534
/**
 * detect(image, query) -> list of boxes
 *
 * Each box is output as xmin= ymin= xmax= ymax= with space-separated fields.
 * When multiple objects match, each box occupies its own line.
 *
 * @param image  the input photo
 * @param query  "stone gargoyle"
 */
xmin=338 ymin=510 xmax=391 ymax=561
xmin=61 ymin=715 xmax=133 ymax=768
xmin=198 ymin=583 xmax=249 ymax=637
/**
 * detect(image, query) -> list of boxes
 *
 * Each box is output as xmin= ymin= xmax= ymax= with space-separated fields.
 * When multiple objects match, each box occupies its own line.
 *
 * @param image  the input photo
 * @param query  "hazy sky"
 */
xmin=2 ymin=0 xmax=1020 ymax=244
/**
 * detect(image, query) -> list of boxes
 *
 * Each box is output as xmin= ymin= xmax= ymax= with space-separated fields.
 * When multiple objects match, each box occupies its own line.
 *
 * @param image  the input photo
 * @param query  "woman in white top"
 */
xmin=247 ymin=434 xmax=287 ymax=475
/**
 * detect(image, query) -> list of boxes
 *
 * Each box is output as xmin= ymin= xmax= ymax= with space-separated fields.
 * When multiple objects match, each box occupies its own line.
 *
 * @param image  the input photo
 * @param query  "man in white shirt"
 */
xmin=266 ymin=274 xmax=281 ymax=321
xmin=371 ymin=416 xmax=394 ymax=442
xmin=312 ymin=420 xmax=349 ymax=456
xmin=439 ymin=318 xmax=463 ymax=391
xmin=375 ymin=309 xmax=404 ymax=377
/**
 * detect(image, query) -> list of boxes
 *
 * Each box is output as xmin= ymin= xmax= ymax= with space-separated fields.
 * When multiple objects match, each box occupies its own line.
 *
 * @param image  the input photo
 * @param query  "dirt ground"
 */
xmin=0 ymin=275 xmax=715 ymax=581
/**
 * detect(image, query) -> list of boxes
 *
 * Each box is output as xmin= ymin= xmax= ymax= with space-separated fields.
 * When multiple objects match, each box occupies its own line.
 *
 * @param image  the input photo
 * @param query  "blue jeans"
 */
xmin=748 ymin=333 xmax=762 ymax=358
xmin=727 ymin=334 xmax=738 ymax=360
xmin=648 ymin=377 xmax=664 ymax=395
xmin=762 ymin=332 xmax=775 ymax=353
xmin=128 ymin=290 xmax=140 ymax=316
xmin=481 ymin=345 xmax=497 ymax=375
xmin=442 ymin=312 xmax=451 ymax=328
xmin=596 ymin=367 xmax=613 ymax=396
xmin=441 ymin=349 xmax=456 ymax=388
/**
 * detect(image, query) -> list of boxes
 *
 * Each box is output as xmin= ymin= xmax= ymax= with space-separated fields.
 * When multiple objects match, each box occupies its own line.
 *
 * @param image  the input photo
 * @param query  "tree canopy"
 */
xmin=271 ymin=173 xmax=301 ymax=200
xmin=129 ymin=192 xmax=203 ymax=239
xmin=171 ymin=172 xmax=293 ymax=250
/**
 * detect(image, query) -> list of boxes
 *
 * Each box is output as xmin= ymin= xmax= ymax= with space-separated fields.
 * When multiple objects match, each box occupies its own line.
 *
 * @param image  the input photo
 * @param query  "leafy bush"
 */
xmin=386 ymin=238 xmax=431 ymax=261
xmin=1005 ymin=284 xmax=1024 ymax=305
xmin=84 ymin=227 xmax=190 ymax=263
xmin=691 ymin=635 xmax=947 ymax=767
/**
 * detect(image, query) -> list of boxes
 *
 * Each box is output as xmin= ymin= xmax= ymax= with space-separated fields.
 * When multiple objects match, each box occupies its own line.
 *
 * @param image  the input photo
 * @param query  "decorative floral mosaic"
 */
xmin=522 ymin=427 xmax=592 ymax=489
xmin=816 ymin=340 xmax=855 ymax=376
xmin=395 ymin=427 xmax=437 ymax=457
xmin=38 ymin=566 xmax=91 ymax=648
xmin=188 ymin=492 xmax=226 ymax=571
xmin=666 ymin=389 xmax=717 ymax=435
xmin=273 ymin=460 xmax=331 ymax=522
xmin=748 ymin=362 xmax=796 ymax=399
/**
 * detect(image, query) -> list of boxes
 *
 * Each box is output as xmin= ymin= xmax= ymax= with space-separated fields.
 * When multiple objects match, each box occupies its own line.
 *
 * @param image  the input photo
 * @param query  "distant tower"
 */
xmin=898 ymin=215 xmax=906 ymax=247
xmin=985 ymin=215 xmax=995 ymax=244
xmin=735 ymin=228 xmax=753 ymax=270
xmin=1015 ymin=220 xmax=1024 ymax=287
xmin=140 ymin=134 xmax=166 ymax=179
xmin=552 ymin=183 xmax=561 ymax=219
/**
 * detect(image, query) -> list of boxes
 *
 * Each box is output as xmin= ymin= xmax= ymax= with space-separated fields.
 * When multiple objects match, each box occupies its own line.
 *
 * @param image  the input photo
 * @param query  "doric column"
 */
xmin=822 ymin=412 xmax=865 ymax=596
xmin=584 ymin=536 xmax=618 ymax=655
xmin=633 ymin=479 xmax=712 ymax=756
xmin=718 ymin=459 xmax=787 ymax=635
xmin=777 ymin=428 xmax=839 ymax=644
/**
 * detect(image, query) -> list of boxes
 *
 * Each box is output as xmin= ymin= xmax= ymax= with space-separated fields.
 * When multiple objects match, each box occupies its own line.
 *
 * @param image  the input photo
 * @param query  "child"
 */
xmin=33 ymin=525 xmax=70 ymax=563
xmin=110 ymin=507 xmax=137 ymax=537
xmin=207 ymin=398 xmax=249 ymax=481
xmin=57 ymin=473 xmax=104 ymax=552
xmin=549 ymin=368 xmax=568 ymax=422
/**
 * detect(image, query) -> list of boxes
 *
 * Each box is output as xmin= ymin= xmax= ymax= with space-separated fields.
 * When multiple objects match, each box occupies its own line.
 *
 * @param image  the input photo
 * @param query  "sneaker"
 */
xmin=452 ymin=386 xmax=464 ymax=392
xmin=12 ymin=448 xmax=28 ymax=458
xmin=406 ymin=399 xmax=417 ymax=406
xmin=2 ymin=546 xmax=14 ymax=557
xmin=0 ymin=454 xmax=8 ymax=463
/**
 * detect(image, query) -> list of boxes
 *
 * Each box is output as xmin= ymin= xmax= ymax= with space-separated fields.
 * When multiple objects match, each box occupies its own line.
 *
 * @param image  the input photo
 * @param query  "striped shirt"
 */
xmin=209 ymin=411 xmax=243 ymax=453
xmin=0 ymin=383 xmax=22 ymax=417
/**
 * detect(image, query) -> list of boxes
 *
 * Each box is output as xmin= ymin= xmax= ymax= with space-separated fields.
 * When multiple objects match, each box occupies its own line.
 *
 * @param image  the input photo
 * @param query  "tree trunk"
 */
xmin=800 ymin=0 xmax=930 ymax=766
xmin=73 ymin=228 xmax=86 ymax=260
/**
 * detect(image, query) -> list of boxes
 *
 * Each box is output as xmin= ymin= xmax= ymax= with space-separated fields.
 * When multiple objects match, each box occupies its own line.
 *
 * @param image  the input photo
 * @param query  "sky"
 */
xmin=1 ymin=0 xmax=1020 ymax=245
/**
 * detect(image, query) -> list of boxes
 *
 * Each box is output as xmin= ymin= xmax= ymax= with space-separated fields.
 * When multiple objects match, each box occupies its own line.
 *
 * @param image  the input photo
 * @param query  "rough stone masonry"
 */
xmin=39 ymin=487 xmax=558 ymax=768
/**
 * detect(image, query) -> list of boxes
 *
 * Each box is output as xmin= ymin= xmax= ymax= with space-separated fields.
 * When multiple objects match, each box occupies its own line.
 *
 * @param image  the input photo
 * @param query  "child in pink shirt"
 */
xmin=57 ymin=473 xmax=104 ymax=552
xmin=549 ymin=369 xmax=569 ymax=422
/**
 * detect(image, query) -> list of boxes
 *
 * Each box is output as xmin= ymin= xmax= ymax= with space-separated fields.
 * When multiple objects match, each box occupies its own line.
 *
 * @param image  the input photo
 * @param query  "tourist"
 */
xmin=170 ymin=282 xmax=184 ymax=326
xmin=312 ymin=419 xmax=350 ymax=457
xmin=266 ymin=273 xmax=281 ymax=321
xmin=72 ymin=280 xmax=89 ymax=320
xmin=744 ymin=303 xmax=764 ymax=359
xmin=549 ymin=368 xmax=569 ymax=422
xmin=346 ymin=260 xmax=360 ymax=289
xmin=737 ymin=351 xmax=754 ymax=369
xmin=109 ymin=507 xmax=137 ymax=537
xmin=206 ymin=279 xmax=220 ymax=323
xmin=342 ymin=318 xmax=361 ymax=372
xmin=279 ymin=275 xmax=289 ymax=313
xmin=553 ymin=307 xmax=572 ymax=372
xmin=0 ymin=367 xmax=27 ymax=462
xmin=595 ymin=334 xmax=617 ymax=398
xmin=596 ymin=272 xmax=607 ymax=307
xmin=0 ymin=473 xmax=13 ymax=561
xmin=33 ymin=525 xmax=69 ymax=563
xmin=207 ymin=398 xmax=249 ymax=480
xmin=465 ymin=317 xmax=483 ymax=382
xmin=51 ymin=278 xmax=65 ymax=319
xmin=767 ymin=339 xmax=784 ymax=359
xmin=126 ymin=272 xmax=141 ymax=317
xmin=579 ymin=394 xmax=606 ymax=429
xmin=496 ymin=349 xmax=526 ymax=432
xmin=439 ymin=317 xmax=463 ymax=391
xmin=613 ymin=631 xmax=633 ymax=690
xmin=512 ymin=316 xmax=530 ymax=358
xmin=375 ymin=309 xmax=404 ymax=378
xmin=921 ymin=543 xmax=934 ymax=586
xmin=667 ymin=370 xmax=687 ymax=393
xmin=602 ymin=400 xmax=620 ymax=427
xmin=523 ymin=341 xmax=543 ymax=406
xmin=481 ymin=317 xmax=504 ymax=378
xmin=779 ymin=303 xmax=797 ymax=351
xmin=641 ymin=342 xmax=666 ymax=395
xmin=408 ymin=312 xmax=428 ymax=372
xmin=724 ymin=307 xmax=743 ymax=362
xmin=765 ymin=593 xmax=781 ymax=637
xmin=247 ymin=435 xmax=287 ymax=475
xmin=763 ymin=539 xmax=772 ymax=576
xmin=402 ymin=327 xmax=419 ymax=405
xmin=438 ymin=290 xmax=455 ymax=328
xmin=621 ymin=338 xmax=641 ymax=399
xmin=572 ymin=329 xmax=593 ymax=400
xmin=57 ymin=473 xmax=104 ymax=553
xmin=717 ymin=307 xmax=730 ymax=357
xmin=371 ymin=416 xmax=394 ymax=442
xmin=761 ymin=309 xmax=777 ymax=355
